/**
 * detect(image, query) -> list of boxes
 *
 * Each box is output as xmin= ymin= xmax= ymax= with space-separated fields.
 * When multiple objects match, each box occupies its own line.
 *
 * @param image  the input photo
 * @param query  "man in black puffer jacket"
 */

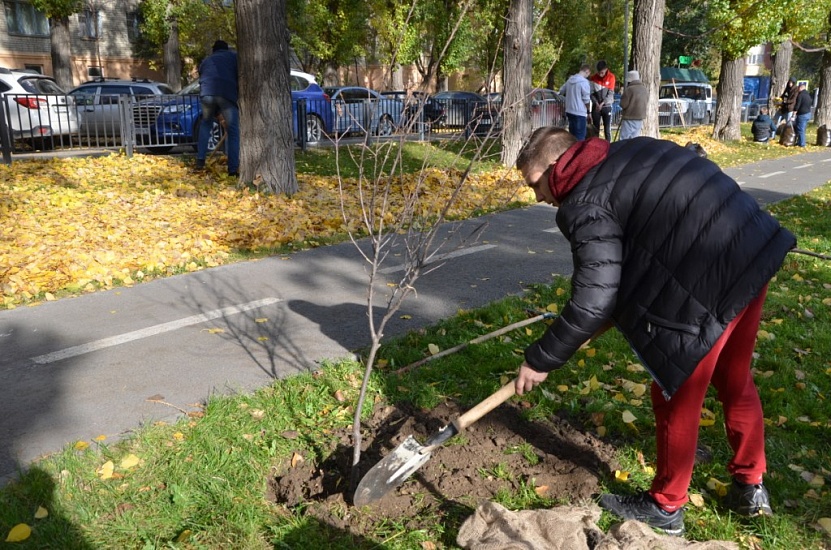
xmin=515 ymin=128 xmax=795 ymax=536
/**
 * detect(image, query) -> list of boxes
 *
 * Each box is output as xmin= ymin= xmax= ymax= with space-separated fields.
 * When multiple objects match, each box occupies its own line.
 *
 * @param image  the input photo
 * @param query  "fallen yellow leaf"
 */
xmin=34 ymin=506 xmax=48 ymax=519
xmin=818 ymin=517 xmax=831 ymax=535
xmin=428 ymin=343 xmax=440 ymax=355
xmin=5 ymin=523 xmax=31 ymax=542
xmin=615 ymin=470 xmax=630 ymax=481
xmin=73 ymin=441 xmax=89 ymax=451
xmin=546 ymin=303 xmax=558 ymax=313
xmin=120 ymin=454 xmax=140 ymax=470
xmin=97 ymin=460 xmax=114 ymax=480
xmin=689 ymin=494 xmax=705 ymax=507
xmin=621 ymin=410 xmax=637 ymax=424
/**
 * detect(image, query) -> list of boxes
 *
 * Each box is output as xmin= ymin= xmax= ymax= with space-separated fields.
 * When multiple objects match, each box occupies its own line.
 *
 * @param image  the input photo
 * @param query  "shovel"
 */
xmin=353 ymin=379 xmax=517 ymax=507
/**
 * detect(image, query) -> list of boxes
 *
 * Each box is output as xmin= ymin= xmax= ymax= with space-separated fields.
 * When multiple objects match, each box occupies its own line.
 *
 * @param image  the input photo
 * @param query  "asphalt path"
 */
xmin=2 ymin=147 xmax=830 ymax=484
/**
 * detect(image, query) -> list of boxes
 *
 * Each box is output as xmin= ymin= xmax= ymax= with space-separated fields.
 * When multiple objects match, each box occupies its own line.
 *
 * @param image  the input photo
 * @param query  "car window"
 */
xmin=0 ymin=81 xmax=10 ymax=93
xmin=23 ymin=77 xmax=65 ymax=94
xmin=130 ymin=86 xmax=156 ymax=95
xmin=341 ymin=89 xmax=370 ymax=102
xmin=290 ymin=74 xmax=309 ymax=92
xmin=156 ymin=84 xmax=174 ymax=94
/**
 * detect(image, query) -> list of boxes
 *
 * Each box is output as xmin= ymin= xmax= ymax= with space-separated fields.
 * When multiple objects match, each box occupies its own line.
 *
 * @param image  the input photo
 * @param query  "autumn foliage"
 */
xmin=1 ymin=153 xmax=530 ymax=309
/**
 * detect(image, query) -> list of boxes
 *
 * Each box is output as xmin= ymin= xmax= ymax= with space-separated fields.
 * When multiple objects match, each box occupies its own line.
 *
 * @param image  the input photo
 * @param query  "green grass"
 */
xmin=2 ymin=132 xmax=830 ymax=548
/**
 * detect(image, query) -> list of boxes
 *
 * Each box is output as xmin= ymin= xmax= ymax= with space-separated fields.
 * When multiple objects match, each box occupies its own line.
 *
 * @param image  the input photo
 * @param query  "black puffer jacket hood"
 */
xmin=525 ymin=137 xmax=796 ymax=397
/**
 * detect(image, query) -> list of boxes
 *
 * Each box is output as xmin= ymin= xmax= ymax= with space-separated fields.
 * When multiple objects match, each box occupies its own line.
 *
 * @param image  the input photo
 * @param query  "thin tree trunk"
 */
xmin=813 ymin=12 xmax=831 ymax=130
xmin=501 ymin=0 xmax=532 ymax=166
xmin=50 ymin=17 xmax=73 ymax=89
xmin=631 ymin=0 xmax=664 ymax=138
xmin=712 ymin=56 xmax=745 ymax=141
xmin=164 ymin=15 xmax=182 ymax=92
xmin=235 ymin=0 xmax=297 ymax=194
xmin=770 ymin=37 xmax=793 ymax=110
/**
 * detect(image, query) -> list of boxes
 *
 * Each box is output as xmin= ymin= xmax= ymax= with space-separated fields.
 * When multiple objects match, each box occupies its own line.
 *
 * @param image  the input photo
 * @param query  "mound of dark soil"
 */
xmin=267 ymin=398 xmax=620 ymax=541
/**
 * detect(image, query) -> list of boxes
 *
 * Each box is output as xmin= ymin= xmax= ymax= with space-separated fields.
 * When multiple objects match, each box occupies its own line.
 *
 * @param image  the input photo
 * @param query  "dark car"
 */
xmin=132 ymin=69 xmax=332 ymax=153
xmin=432 ymin=91 xmax=501 ymax=135
xmin=131 ymin=80 xmax=219 ymax=154
xmin=380 ymin=90 xmax=445 ymax=131
xmin=323 ymin=86 xmax=403 ymax=136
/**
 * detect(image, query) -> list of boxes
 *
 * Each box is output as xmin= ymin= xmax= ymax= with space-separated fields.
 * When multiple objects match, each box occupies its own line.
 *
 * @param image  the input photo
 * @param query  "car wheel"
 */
xmin=376 ymin=114 xmax=395 ymax=137
xmin=306 ymin=114 xmax=324 ymax=144
xmin=192 ymin=117 xmax=224 ymax=153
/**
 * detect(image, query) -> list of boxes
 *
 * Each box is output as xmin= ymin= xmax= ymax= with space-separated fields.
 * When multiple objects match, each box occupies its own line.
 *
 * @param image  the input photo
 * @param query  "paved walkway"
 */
xmin=1 ymin=146 xmax=830 ymax=484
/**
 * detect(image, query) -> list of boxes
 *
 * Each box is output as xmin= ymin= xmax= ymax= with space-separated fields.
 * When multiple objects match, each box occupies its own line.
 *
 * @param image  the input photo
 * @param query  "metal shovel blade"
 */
xmin=353 ymin=435 xmax=432 ymax=507
xmin=352 ymin=379 xmax=516 ymax=507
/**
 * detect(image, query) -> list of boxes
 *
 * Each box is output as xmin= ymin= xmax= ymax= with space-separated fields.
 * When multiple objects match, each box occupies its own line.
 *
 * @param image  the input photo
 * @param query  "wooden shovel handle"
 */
xmin=454 ymin=379 xmax=516 ymax=432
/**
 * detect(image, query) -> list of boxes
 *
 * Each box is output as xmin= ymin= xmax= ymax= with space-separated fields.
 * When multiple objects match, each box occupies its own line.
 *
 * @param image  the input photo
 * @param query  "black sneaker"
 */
xmin=193 ymin=160 xmax=206 ymax=171
xmin=724 ymin=479 xmax=773 ymax=516
xmin=599 ymin=492 xmax=685 ymax=536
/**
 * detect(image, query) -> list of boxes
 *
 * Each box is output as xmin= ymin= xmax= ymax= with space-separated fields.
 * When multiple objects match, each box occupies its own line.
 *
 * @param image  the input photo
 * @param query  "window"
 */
xmin=24 ymin=64 xmax=43 ymax=74
xmin=78 ymin=8 xmax=101 ymax=39
xmin=747 ymin=53 xmax=763 ymax=66
xmin=126 ymin=10 xmax=141 ymax=41
xmin=4 ymin=1 xmax=49 ymax=36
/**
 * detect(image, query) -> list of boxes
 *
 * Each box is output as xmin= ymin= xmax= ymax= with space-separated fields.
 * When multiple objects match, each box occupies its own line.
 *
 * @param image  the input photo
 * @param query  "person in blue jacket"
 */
xmin=751 ymin=106 xmax=778 ymax=143
xmin=515 ymin=127 xmax=795 ymax=536
xmin=195 ymin=40 xmax=239 ymax=176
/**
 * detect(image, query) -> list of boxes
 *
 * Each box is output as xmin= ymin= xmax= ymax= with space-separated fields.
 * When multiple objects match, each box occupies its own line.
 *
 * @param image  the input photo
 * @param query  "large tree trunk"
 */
xmin=770 ymin=37 xmax=793 ymax=110
xmin=235 ymin=0 xmax=297 ymax=194
xmin=164 ymin=16 xmax=183 ymax=92
xmin=501 ymin=0 xmax=532 ymax=166
xmin=712 ymin=56 xmax=745 ymax=141
xmin=50 ymin=17 xmax=73 ymax=89
xmin=813 ymin=12 xmax=831 ymax=130
xmin=631 ymin=0 xmax=665 ymax=138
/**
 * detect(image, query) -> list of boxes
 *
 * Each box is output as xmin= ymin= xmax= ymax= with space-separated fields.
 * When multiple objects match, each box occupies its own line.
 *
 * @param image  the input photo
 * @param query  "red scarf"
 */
xmin=548 ymin=138 xmax=610 ymax=203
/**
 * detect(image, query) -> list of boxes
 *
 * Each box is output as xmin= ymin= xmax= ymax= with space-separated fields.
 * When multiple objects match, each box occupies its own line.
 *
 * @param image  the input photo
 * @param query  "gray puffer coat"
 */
xmin=524 ymin=137 xmax=796 ymax=397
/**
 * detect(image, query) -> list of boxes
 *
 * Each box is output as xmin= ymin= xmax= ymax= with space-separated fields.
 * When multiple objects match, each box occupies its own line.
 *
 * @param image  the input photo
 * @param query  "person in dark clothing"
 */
xmin=590 ymin=81 xmax=614 ymax=141
xmin=792 ymin=83 xmax=813 ymax=147
xmin=777 ymin=78 xmax=797 ymax=126
xmin=195 ymin=40 xmax=240 ymax=176
xmin=751 ymin=106 xmax=778 ymax=143
xmin=515 ymin=127 xmax=795 ymax=536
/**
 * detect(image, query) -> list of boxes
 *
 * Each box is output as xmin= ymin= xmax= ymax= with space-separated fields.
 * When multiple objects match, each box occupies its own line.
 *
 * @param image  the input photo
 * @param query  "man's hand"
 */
xmin=516 ymin=362 xmax=549 ymax=395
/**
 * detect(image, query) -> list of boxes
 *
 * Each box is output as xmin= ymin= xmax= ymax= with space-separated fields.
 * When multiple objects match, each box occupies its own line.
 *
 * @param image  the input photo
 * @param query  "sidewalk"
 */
xmin=1 ymin=147 xmax=830 ymax=485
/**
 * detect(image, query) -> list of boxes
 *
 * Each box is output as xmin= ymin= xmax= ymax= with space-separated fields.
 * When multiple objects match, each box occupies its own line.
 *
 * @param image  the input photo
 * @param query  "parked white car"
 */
xmin=0 ymin=67 xmax=79 ymax=149
xmin=657 ymin=82 xmax=715 ymax=125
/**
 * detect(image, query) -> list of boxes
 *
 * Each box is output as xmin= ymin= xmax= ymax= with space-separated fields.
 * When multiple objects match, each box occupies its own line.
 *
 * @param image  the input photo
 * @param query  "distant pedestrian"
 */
xmin=776 ymin=78 xmax=797 ymax=126
xmin=618 ymin=70 xmax=647 ymax=140
xmin=195 ymin=40 xmax=240 ymax=177
xmin=559 ymin=64 xmax=592 ymax=140
xmin=792 ymin=83 xmax=812 ymax=148
xmin=589 ymin=59 xmax=616 ymax=141
xmin=590 ymin=80 xmax=614 ymax=141
xmin=751 ymin=106 xmax=778 ymax=143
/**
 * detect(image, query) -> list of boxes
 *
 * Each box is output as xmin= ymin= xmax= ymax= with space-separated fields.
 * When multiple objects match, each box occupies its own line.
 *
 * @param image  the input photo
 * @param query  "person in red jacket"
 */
xmin=589 ymin=61 xmax=616 ymax=141
xmin=515 ymin=127 xmax=795 ymax=536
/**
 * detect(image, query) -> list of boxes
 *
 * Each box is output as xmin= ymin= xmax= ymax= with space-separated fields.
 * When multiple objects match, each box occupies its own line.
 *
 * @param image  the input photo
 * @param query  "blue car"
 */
xmin=131 ymin=69 xmax=332 ymax=153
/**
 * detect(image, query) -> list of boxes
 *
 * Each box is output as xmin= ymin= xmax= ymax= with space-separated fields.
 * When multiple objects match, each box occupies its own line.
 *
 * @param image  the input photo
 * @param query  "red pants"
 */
xmin=649 ymin=286 xmax=768 ymax=512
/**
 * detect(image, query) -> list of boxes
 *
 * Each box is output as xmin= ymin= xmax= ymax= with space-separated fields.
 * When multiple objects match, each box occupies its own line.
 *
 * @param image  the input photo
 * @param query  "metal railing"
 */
xmin=4 ymin=92 xmax=761 ymax=164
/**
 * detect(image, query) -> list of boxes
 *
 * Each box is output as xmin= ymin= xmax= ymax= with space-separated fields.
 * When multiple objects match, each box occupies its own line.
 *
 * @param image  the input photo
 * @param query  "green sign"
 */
xmin=679 ymin=56 xmax=692 ymax=66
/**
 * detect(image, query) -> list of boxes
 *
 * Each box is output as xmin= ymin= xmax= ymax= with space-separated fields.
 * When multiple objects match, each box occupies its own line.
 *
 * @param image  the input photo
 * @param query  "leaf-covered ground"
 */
xmin=0 ymin=154 xmax=530 ymax=309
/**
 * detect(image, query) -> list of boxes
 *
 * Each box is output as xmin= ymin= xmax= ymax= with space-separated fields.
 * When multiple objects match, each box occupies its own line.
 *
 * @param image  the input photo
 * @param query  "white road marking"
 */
xmin=31 ymin=298 xmax=282 ymax=365
xmin=822 ymin=158 xmax=831 ymax=162
xmin=794 ymin=163 xmax=813 ymax=170
xmin=758 ymin=171 xmax=786 ymax=179
xmin=736 ymin=181 xmax=745 ymax=186
xmin=543 ymin=227 xmax=561 ymax=233
xmin=379 ymin=244 xmax=497 ymax=274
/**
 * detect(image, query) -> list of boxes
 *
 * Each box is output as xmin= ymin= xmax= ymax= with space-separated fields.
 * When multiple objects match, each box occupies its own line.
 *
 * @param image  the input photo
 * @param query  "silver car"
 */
xmin=69 ymin=79 xmax=174 ymax=139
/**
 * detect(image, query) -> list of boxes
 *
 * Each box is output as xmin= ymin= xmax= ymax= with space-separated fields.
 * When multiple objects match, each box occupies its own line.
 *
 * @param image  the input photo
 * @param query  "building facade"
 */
xmin=1 ymin=0 xmax=161 ymax=86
